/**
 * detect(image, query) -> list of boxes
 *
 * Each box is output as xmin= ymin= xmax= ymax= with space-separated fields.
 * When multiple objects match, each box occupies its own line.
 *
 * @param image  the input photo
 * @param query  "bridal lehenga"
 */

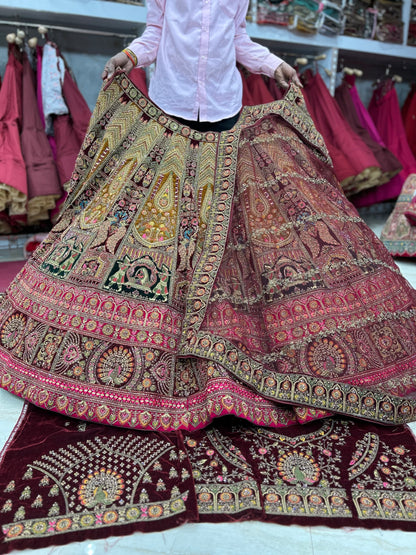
xmin=0 ymin=72 xmax=415 ymax=431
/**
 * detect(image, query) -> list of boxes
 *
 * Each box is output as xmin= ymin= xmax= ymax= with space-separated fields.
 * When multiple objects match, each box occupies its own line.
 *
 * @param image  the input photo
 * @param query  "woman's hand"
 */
xmin=102 ymin=52 xmax=134 ymax=81
xmin=274 ymin=62 xmax=303 ymax=89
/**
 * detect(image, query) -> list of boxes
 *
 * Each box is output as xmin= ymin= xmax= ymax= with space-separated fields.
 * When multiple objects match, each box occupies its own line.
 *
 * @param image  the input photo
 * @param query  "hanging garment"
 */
xmin=301 ymin=70 xmax=382 ymax=196
xmin=367 ymin=79 xmax=416 ymax=199
xmin=0 ymin=45 xmax=27 ymax=223
xmin=36 ymin=45 xmax=58 ymax=161
xmin=345 ymin=75 xmax=407 ymax=207
xmin=41 ymin=42 xmax=68 ymax=136
xmin=244 ymin=73 xmax=275 ymax=105
xmin=61 ymin=68 xmax=92 ymax=147
xmin=401 ymin=83 xmax=416 ymax=159
xmin=239 ymin=67 xmax=256 ymax=106
xmin=0 ymin=73 xmax=415 ymax=432
xmin=46 ymin=49 xmax=92 ymax=189
xmin=267 ymin=74 xmax=286 ymax=101
xmin=402 ymin=82 xmax=416 ymax=122
xmin=20 ymin=52 xmax=62 ymax=224
xmin=50 ymin=66 xmax=93 ymax=215
xmin=335 ymin=77 xmax=402 ymax=192
xmin=53 ymin=114 xmax=84 ymax=187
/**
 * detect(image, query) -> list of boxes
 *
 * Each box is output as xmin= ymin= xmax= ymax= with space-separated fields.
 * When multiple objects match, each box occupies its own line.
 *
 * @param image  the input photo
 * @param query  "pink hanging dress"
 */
xmin=368 ymin=80 xmax=416 ymax=181
xmin=0 ymin=45 xmax=28 ymax=221
xmin=335 ymin=77 xmax=402 ymax=194
xmin=401 ymin=83 xmax=416 ymax=159
xmin=301 ymin=70 xmax=382 ymax=196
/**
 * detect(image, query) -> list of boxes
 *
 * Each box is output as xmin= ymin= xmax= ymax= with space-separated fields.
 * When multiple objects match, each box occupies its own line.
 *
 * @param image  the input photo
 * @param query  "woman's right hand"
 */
xmin=102 ymin=51 xmax=134 ymax=81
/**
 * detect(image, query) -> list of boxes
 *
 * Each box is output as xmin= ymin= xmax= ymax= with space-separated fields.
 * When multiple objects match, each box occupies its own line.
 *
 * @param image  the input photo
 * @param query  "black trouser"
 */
xmin=171 ymin=112 xmax=240 ymax=132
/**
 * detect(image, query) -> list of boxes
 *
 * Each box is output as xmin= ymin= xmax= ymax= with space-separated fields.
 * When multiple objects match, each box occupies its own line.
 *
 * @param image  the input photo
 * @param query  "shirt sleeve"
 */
xmin=126 ymin=0 xmax=165 ymax=67
xmin=234 ymin=1 xmax=284 ymax=78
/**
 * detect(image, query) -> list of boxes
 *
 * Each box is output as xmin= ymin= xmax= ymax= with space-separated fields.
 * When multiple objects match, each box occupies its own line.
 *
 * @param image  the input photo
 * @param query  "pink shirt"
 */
xmin=127 ymin=0 xmax=284 ymax=122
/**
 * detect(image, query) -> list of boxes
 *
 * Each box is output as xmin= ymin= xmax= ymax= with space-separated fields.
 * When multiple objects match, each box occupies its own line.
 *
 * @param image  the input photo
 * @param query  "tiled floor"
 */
xmin=0 ymin=209 xmax=416 ymax=555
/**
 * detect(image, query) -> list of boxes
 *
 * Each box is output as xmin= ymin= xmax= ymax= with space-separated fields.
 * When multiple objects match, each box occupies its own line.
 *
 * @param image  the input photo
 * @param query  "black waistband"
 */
xmin=170 ymin=112 xmax=240 ymax=133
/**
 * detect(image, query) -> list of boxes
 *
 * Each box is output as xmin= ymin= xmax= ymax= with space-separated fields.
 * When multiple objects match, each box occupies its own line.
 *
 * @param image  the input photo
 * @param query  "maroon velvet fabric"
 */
xmin=1 ymin=405 xmax=416 ymax=553
xmin=0 ymin=405 xmax=198 ymax=553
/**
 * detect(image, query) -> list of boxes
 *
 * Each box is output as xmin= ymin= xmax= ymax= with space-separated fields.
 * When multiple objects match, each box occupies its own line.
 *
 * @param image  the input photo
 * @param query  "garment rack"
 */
xmin=0 ymin=19 xmax=137 ymax=39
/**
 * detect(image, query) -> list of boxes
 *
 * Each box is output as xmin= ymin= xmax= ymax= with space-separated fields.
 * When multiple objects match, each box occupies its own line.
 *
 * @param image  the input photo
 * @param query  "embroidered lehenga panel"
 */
xmin=0 ymin=73 xmax=415 ymax=431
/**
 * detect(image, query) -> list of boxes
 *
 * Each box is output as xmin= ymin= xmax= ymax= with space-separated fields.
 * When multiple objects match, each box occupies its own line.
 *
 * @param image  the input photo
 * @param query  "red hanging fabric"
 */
xmin=128 ymin=67 xmax=149 ymax=95
xmin=20 ymin=52 xmax=62 ymax=223
xmin=267 ymin=75 xmax=285 ymax=100
xmin=51 ymin=48 xmax=91 ymax=189
xmin=401 ymin=83 xmax=416 ymax=159
xmin=53 ymin=114 xmax=83 ymax=187
xmin=368 ymin=80 xmax=416 ymax=175
xmin=301 ymin=70 xmax=382 ymax=196
xmin=368 ymin=80 xmax=416 ymax=210
xmin=61 ymin=68 xmax=92 ymax=147
xmin=0 ymin=45 xmax=27 ymax=216
xmin=334 ymin=78 xmax=402 ymax=201
xmin=239 ymin=68 xmax=255 ymax=106
xmin=343 ymin=74 xmax=406 ymax=207
xmin=244 ymin=73 xmax=275 ymax=104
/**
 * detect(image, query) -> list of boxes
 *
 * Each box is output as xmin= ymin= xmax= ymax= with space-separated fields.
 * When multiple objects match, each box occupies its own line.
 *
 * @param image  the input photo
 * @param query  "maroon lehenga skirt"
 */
xmin=0 ymin=72 xmax=415 ymax=431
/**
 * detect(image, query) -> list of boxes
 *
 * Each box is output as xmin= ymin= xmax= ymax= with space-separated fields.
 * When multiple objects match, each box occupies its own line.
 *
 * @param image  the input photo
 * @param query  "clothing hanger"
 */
xmin=37 ymin=25 xmax=49 ymax=41
xmin=5 ymin=32 xmax=16 ymax=44
xmin=371 ymin=64 xmax=402 ymax=87
xmin=300 ymin=53 xmax=333 ymax=78
xmin=342 ymin=67 xmax=363 ymax=77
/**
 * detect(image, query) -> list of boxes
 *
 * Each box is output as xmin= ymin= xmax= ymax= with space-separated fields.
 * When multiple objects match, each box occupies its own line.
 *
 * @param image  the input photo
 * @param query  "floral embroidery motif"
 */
xmin=2 ymin=407 xmax=416 ymax=550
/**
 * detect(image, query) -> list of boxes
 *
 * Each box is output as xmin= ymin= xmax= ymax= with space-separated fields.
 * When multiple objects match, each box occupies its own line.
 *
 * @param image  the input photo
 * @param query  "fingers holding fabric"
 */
xmin=102 ymin=51 xmax=134 ymax=81
xmin=274 ymin=61 xmax=303 ymax=89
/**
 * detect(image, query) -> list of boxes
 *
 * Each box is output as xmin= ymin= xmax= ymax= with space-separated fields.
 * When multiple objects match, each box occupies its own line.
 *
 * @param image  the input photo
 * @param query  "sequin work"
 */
xmin=0 ymin=73 xmax=415 ymax=431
